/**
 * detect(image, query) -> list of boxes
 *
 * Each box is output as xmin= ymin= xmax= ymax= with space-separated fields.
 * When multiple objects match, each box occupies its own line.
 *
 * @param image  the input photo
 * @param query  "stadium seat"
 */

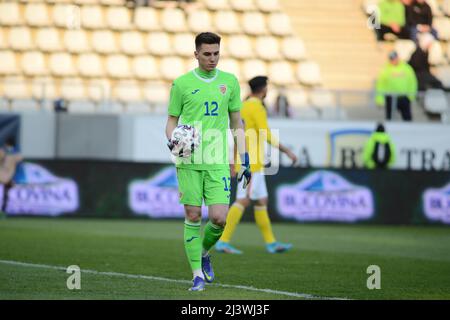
xmin=143 ymin=83 xmax=170 ymax=113
xmin=0 ymin=51 xmax=18 ymax=75
xmin=31 ymin=77 xmax=58 ymax=102
xmin=215 ymin=11 xmax=241 ymax=34
xmin=114 ymin=80 xmax=143 ymax=103
xmin=228 ymin=35 xmax=254 ymax=59
xmin=242 ymin=12 xmax=268 ymax=36
xmin=218 ymin=58 xmax=241 ymax=79
xmin=428 ymin=41 xmax=445 ymax=65
xmin=61 ymin=78 xmax=86 ymax=101
xmin=435 ymin=66 xmax=450 ymax=88
xmin=427 ymin=0 xmax=444 ymax=17
xmin=242 ymin=59 xmax=267 ymax=81
xmin=64 ymin=29 xmax=90 ymax=53
xmin=53 ymin=4 xmax=80 ymax=29
xmin=36 ymin=28 xmax=63 ymax=52
xmin=119 ymin=32 xmax=146 ymax=55
xmin=447 ymin=42 xmax=450 ymax=62
xmin=146 ymin=32 xmax=172 ymax=56
xmin=310 ymin=89 xmax=347 ymax=120
xmin=433 ymin=17 xmax=450 ymax=41
xmin=424 ymin=89 xmax=449 ymax=114
xmin=78 ymin=53 xmax=104 ymax=78
xmin=255 ymin=36 xmax=281 ymax=60
xmin=268 ymin=13 xmax=293 ymax=36
xmin=204 ymin=0 xmax=230 ymax=11
xmin=92 ymin=31 xmax=118 ymax=54
xmin=8 ymin=27 xmax=34 ymax=51
xmin=287 ymin=89 xmax=321 ymax=120
xmin=86 ymin=78 xmax=111 ymax=102
xmin=0 ymin=2 xmax=22 ymax=26
xmin=173 ymin=33 xmax=195 ymax=57
xmin=50 ymin=53 xmax=77 ymax=77
xmin=134 ymin=7 xmax=160 ymax=32
xmin=106 ymin=54 xmax=132 ymax=78
xmin=229 ymin=0 xmax=255 ymax=12
xmin=3 ymin=77 xmax=30 ymax=99
xmin=188 ymin=10 xmax=212 ymax=33
xmin=160 ymin=57 xmax=186 ymax=81
xmin=161 ymin=8 xmax=187 ymax=33
xmin=297 ymin=62 xmax=322 ymax=86
xmin=310 ymin=89 xmax=337 ymax=108
xmin=255 ymin=0 xmax=281 ymax=13
xmin=281 ymin=37 xmax=307 ymax=61
xmin=442 ymin=0 xmax=450 ymax=16
xmin=21 ymin=51 xmax=47 ymax=77
xmin=81 ymin=5 xmax=105 ymax=29
xmin=106 ymin=7 xmax=131 ymax=31
xmin=268 ymin=61 xmax=296 ymax=85
xmin=394 ymin=40 xmax=416 ymax=62
xmin=25 ymin=3 xmax=50 ymax=27
xmin=362 ymin=0 xmax=379 ymax=15
xmin=132 ymin=56 xmax=159 ymax=80
xmin=0 ymin=29 xmax=5 ymax=49
xmin=100 ymin=0 xmax=125 ymax=5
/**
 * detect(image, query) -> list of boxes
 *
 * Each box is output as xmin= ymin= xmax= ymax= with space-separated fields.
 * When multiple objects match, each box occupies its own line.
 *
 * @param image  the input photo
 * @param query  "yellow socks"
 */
xmin=254 ymin=205 xmax=276 ymax=244
xmin=220 ymin=203 xmax=245 ymax=243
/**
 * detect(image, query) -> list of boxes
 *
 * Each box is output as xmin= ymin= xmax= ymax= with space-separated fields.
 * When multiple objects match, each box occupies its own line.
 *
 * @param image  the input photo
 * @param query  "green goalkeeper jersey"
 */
xmin=168 ymin=67 xmax=242 ymax=170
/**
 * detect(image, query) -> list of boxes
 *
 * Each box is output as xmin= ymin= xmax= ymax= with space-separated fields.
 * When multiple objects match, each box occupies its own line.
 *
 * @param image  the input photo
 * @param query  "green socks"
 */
xmin=202 ymin=221 xmax=224 ymax=253
xmin=184 ymin=220 xmax=224 ymax=273
xmin=184 ymin=220 xmax=202 ymax=271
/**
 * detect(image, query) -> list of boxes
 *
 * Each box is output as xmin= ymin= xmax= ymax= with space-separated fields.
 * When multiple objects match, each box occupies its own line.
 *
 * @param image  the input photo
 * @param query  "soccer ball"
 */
xmin=170 ymin=125 xmax=201 ymax=158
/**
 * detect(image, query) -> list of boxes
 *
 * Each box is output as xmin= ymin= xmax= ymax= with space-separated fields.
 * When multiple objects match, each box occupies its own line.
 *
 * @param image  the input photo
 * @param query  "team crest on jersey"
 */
xmin=219 ymin=84 xmax=227 ymax=95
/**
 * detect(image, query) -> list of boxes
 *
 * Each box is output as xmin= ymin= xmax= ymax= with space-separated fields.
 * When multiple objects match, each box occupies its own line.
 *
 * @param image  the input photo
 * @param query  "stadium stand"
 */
xmin=0 ymin=0 xmax=448 ymax=122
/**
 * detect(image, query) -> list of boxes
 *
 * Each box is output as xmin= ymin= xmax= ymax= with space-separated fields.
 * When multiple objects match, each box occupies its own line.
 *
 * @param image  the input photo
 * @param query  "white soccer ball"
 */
xmin=170 ymin=125 xmax=201 ymax=158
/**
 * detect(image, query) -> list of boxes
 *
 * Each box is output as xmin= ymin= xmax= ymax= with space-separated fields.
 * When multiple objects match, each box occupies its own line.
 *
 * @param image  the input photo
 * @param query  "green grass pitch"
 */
xmin=1 ymin=218 xmax=449 ymax=300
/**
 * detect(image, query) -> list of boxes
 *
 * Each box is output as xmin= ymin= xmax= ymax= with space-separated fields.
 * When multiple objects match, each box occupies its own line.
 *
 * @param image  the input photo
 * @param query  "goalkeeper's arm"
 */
xmin=229 ymin=111 xmax=251 ymax=188
xmin=165 ymin=115 xmax=179 ymax=151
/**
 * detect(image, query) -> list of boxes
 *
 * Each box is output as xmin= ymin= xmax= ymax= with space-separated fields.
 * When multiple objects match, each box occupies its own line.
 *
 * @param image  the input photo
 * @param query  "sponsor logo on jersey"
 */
xmin=191 ymin=89 xmax=200 ymax=94
xmin=423 ymin=183 xmax=450 ymax=224
xmin=276 ymin=170 xmax=374 ymax=222
xmin=219 ymin=84 xmax=227 ymax=95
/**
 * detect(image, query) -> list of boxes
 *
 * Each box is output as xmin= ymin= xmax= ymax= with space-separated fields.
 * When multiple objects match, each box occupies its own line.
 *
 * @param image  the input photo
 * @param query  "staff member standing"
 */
xmin=375 ymin=51 xmax=418 ymax=121
xmin=363 ymin=123 xmax=396 ymax=169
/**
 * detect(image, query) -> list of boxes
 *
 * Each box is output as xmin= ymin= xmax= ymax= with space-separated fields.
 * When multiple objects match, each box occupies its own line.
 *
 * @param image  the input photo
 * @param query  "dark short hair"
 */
xmin=248 ymin=76 xmax=268 ymax=93
xmin=376 ymin=122 xmax=385 ymax=132
xmin=195 ymin=32 xmax=221 ymax=50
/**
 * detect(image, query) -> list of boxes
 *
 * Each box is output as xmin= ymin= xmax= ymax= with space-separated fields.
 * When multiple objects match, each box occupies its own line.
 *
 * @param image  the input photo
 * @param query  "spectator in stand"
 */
xmin=408 ymin=32 xmax=444 ymax=91
xmin=376 ymin=0 xmax=410 ymax=40
xmin=376 ymin=51 xmax=418 ymax=121
xmin=405 ymin=0 xmax=439 ymax=42
xmin=274 ymin=87 xmax=292 ymax=118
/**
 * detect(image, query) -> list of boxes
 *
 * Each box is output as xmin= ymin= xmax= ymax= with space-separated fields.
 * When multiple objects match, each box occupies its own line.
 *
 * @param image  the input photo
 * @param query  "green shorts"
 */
xmin=176 ymin=167 xmax=231 ymax=206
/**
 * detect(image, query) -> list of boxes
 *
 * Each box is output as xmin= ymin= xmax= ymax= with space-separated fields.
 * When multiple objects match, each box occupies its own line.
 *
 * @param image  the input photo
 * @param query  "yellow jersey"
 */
xmin=235 ymin=97 xmax=279 ymax=172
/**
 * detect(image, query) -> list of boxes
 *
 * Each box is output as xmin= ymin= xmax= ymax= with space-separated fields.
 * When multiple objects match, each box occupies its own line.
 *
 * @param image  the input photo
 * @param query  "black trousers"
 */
xmin=385 ymin=96 xmax=412 ymax=121
xmin=1 ymin=182 xmax=12 ymax=212
xmin=376 ymin=24 xmax=410 ymax=40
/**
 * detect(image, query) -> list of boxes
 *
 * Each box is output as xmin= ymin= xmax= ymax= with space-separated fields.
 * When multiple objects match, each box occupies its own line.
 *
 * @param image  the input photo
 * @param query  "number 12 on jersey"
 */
xmin=204 ymin=101 xmax=219 ymax=116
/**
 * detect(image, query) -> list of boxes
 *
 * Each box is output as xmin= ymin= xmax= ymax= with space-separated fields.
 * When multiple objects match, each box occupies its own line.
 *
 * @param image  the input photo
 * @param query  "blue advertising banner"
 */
xmin=1 ymin=160 xmax=449 ymax=225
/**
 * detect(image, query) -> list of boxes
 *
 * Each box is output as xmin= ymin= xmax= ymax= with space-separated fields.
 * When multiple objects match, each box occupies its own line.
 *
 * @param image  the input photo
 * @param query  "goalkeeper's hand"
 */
xmin=167 ymin=139 xmax=175 ymax=151
xmin=237 ymin=152 xmax=251 ymax=189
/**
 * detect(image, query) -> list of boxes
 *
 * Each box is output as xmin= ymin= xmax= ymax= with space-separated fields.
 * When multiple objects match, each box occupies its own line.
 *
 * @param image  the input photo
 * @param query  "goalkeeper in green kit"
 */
xmin=165 ymin=32 xmax=251 ymax=291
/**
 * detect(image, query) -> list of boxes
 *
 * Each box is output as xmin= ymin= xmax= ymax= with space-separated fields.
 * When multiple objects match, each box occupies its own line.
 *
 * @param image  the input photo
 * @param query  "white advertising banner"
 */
xmin=129 ymin=116 xmax=450 ymax=171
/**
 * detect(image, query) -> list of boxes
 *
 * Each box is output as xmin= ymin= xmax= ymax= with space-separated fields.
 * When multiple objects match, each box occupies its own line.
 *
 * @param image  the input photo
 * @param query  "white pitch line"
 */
xmin=0 ymin=259 xmax=348 ymax=300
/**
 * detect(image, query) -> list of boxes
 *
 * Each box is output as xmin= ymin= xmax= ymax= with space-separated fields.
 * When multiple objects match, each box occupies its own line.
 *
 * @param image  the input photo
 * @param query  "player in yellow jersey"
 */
xmin=215 ymin=76 xmax=298 ymax=254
